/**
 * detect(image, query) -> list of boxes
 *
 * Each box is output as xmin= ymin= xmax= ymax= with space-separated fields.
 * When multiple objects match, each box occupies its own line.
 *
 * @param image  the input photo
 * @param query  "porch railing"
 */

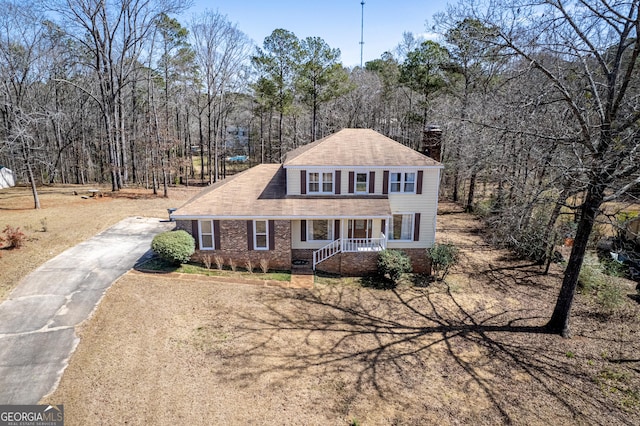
xmin=313 ymin=239 xmax=341 ymax=270
xmin=313 ymin=234 xmax=387 ymax=270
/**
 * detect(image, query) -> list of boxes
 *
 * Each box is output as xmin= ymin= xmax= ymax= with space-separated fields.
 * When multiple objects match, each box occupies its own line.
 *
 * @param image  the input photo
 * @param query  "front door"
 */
xmin=348 ymin=219 xmax=372 ymax=239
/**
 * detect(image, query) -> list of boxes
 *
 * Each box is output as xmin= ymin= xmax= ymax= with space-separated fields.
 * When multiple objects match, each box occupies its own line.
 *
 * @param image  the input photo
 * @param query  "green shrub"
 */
xmin=578 ymin=256 xmax=603 ymax=294
xmin=151 ymin=230 xmax=195 ymax=265
xmin=600 ymin=258 xmax=627 ymax=278
xmin=428 ymin=243 xmax=460 ymax=281
xmin=377 ymin=249 xmax=412 ymax=284
xmin=578 ymin=255 xmax=625 ymax=311
xmin=597 ymin=281 xmax=625 ymax=311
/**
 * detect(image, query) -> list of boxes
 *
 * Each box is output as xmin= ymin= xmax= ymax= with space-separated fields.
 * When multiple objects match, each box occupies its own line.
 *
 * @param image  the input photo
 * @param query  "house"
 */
xmin=0 ymin=166 xmax=15 ymax=189
xmin=171 ymin=128 xmax=443 ymax=276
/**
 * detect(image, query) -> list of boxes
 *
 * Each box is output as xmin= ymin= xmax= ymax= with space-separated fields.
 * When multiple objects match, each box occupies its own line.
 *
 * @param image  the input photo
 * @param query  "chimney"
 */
xmin=422 ymin=125 xmax=442 ymax=162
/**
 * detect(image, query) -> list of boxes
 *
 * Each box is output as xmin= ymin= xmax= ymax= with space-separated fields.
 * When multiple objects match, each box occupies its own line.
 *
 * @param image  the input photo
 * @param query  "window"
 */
xmin=355 ymin=172 xmax=368 ymax=193
xmin=199 ymin=220 xmax=215 ymax=250
xmin=308 ymin=172 xmax=320 ymax=192
xmin=404 ymin=172 xmax=415 ymax=192
xmin=254 ymin=220 xmax=268 ymax=250
xmin=322 ymin=172 xmax=333 ymax=192
xmin=390 ymin=214 xmax=413 ymax=240
xmin=308 ymin=171 xmax=334 ymax=194
xmin=389 ymin=172 xmax=416 ymax=193
xmin=308 ymin=220 xmax=333 ymax=241
xmin=390 ymin=172 xmax=402 ymax=193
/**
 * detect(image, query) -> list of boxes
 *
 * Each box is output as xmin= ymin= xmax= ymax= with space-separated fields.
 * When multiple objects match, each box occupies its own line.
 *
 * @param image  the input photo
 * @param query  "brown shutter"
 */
xmin=247 ymin=220 xmax=254 ymax=250
xmin=192 ymin=220 xmax=199 ymax=249
xmin=300 ymin=170 xmax=306 ymax=194
xmin=268 ymin=220 xmax=275 ymax=250
xmin=381 ymin=219 xmax=386 ymax=237
xmin=413 ymin=213 xmax=421 ymax=241
xmin=334 ymin=220 xmax=340 ymax=240
xmin=416 ymin=170 xmax=424 ymax=194
xmin=382 ymin=171 xmax=389 ymax=195
xmin=213 ymin=220 xmax=221 ymax=249
xmin=301 ymin=220 xmax=307 ymax=241
xmin=335 ymin=170 xmax=341 ymax=194
xmin=369 ymin=171 xmax=375 ymax=193
xmin=348 ymin=171 xmax=354 ymax=193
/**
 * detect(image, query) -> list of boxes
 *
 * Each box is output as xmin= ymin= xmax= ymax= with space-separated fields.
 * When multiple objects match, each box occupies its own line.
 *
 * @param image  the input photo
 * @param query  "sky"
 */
xmin=183 ymin=1 xmax=448 ymax=67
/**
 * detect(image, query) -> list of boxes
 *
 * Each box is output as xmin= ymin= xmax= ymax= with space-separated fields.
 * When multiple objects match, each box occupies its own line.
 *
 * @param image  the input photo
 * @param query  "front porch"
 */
xmin=291 ymin=217 xmax=392 ymax=274
xmin=312 ymin=235 xmax=387 ymax=270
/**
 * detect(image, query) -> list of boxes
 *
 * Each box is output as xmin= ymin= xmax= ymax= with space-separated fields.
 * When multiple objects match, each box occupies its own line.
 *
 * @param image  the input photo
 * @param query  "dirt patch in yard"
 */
xmin=43 ymin=202 xmax=640 ymax=425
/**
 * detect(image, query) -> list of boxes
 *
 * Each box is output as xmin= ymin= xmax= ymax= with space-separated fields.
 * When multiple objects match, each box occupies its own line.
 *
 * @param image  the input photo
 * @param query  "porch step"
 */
xmin=292 ymin=267 xmax=313 ymax=275
xmin=292 ymin=258 xmax=312 ymax=270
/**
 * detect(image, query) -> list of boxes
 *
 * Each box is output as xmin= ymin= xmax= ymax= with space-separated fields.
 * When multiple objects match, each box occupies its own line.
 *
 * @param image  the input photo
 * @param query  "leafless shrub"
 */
xmin=2 ymin=225 xmax=26 ymax=249
xmin=229 ymin=258 xmax=237 ymax=272
xmin=259 ymin=258 xmax=269 ymax=274
xmin=214 ymin=255 xmax=224 ymax=270
xmin=202 ymin=254 xmax=212 ymax=269
xmin=245 ymin=259 xmax=254 ymax=273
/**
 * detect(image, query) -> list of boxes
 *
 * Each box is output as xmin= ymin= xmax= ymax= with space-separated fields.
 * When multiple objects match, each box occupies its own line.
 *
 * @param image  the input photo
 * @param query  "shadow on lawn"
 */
xmin=219 ymin=203 xmax=637 ymax=423
xmin=228 ymin=282 xmax=630 ymax=424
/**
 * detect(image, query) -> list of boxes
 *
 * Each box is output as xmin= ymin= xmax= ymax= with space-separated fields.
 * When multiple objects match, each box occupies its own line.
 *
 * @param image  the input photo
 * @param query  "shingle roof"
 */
xmin=284 ymin=128 xmax=442 ymax=167
xmin=173 ymin=128 xmax=442 ymax=219
xmin=172 ymin=164 xmax=391 ymax=218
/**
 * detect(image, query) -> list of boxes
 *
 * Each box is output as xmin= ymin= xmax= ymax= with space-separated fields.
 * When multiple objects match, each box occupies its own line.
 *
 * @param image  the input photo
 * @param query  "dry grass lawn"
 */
xmin=0 ymin=184 xmax=200 ymax=301
xmin=41 ymin=202 xmax=640 ymax=425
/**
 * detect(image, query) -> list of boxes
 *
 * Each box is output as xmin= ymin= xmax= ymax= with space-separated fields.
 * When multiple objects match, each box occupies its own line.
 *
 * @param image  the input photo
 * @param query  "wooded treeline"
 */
xmin=1 ymin=0 xmax=639 ymax=334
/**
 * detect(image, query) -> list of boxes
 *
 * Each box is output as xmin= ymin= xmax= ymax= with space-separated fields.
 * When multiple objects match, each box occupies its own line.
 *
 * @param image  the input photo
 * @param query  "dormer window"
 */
xmin=308 ymin=171 xmax=334 ymax=194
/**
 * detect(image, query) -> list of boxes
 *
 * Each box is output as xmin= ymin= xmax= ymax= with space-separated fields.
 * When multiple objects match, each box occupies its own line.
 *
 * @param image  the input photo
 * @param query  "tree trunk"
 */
xmin=23 ymin=144 xmax=40 ymax=209
xmin=198 ymin=111 xmax=204 ymax=181
xmin=545 ymin=181 xmax=605 ymax=337
xmin=465 ymin=172 xmax=477 ymax=213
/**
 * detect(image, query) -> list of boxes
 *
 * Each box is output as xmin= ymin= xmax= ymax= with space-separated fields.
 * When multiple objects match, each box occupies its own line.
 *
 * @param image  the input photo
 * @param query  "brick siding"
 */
xmin=315 ymin=248 xmax=432 ymax=276
xmin=177 ymin=219 xmax=291 ymax=271
xmin=177 ymin=220 xmax=431 ymax=276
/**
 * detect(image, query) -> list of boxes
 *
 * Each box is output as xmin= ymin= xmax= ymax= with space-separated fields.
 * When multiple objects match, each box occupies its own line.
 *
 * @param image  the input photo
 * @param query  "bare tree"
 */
xmin=0 ymin=0 xmax=48 ymax=208
xmin=49 ymin=0 xmax=187 ymax=191
xmin=454 ymin=0 xmax=640 ymax=336
xmin=191 ymin=10 xmax=252 ymax=181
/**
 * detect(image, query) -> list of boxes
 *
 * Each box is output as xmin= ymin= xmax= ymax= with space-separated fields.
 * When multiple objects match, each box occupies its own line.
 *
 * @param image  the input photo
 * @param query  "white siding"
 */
xmin=340 ymin=170 xmax=349 ymax=194
xmin=287 ymin=168 xmax=301 ymax=195
xmin=375 ymin=170 xmax=384 ymax=195
xmin=285 ymin=167 xmax=441 ymax=249
xmin=387 ymin=168 xmax=440 ymax=248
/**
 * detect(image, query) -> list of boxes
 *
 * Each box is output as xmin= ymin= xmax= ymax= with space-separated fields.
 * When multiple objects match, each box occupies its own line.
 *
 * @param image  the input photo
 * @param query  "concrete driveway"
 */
xmin=0 ymin=217 xmax=174 ymax=404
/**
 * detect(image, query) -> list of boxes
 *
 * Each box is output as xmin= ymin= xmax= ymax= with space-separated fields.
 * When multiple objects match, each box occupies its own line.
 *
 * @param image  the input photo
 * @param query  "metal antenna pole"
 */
xmin=360 ymin=1 xmax=365 ymax=67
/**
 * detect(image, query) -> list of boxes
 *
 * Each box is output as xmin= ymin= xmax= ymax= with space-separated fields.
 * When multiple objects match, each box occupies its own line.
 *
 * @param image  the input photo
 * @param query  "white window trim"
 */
xmin=355 ymin=171 xmax=369 ymax=194
xmin=254 ymin=220 xmax=269 ymax=250
xmin=389 ymin=171 xmax=417 ymax=194
xmin=199 ymin=220 xmax=215 ymax=250
xmin=389 ymin=213 xmax=414 ymax=241
xmin=307 ymin=170 xmax=334 ymax=194
xmin=307 ymin=219 xmax=334 ymax=242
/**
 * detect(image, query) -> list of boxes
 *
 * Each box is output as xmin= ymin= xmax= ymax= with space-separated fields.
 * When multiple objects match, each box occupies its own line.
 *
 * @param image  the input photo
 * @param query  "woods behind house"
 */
xmin=1 ymin=1 xmax=639 ymax=335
